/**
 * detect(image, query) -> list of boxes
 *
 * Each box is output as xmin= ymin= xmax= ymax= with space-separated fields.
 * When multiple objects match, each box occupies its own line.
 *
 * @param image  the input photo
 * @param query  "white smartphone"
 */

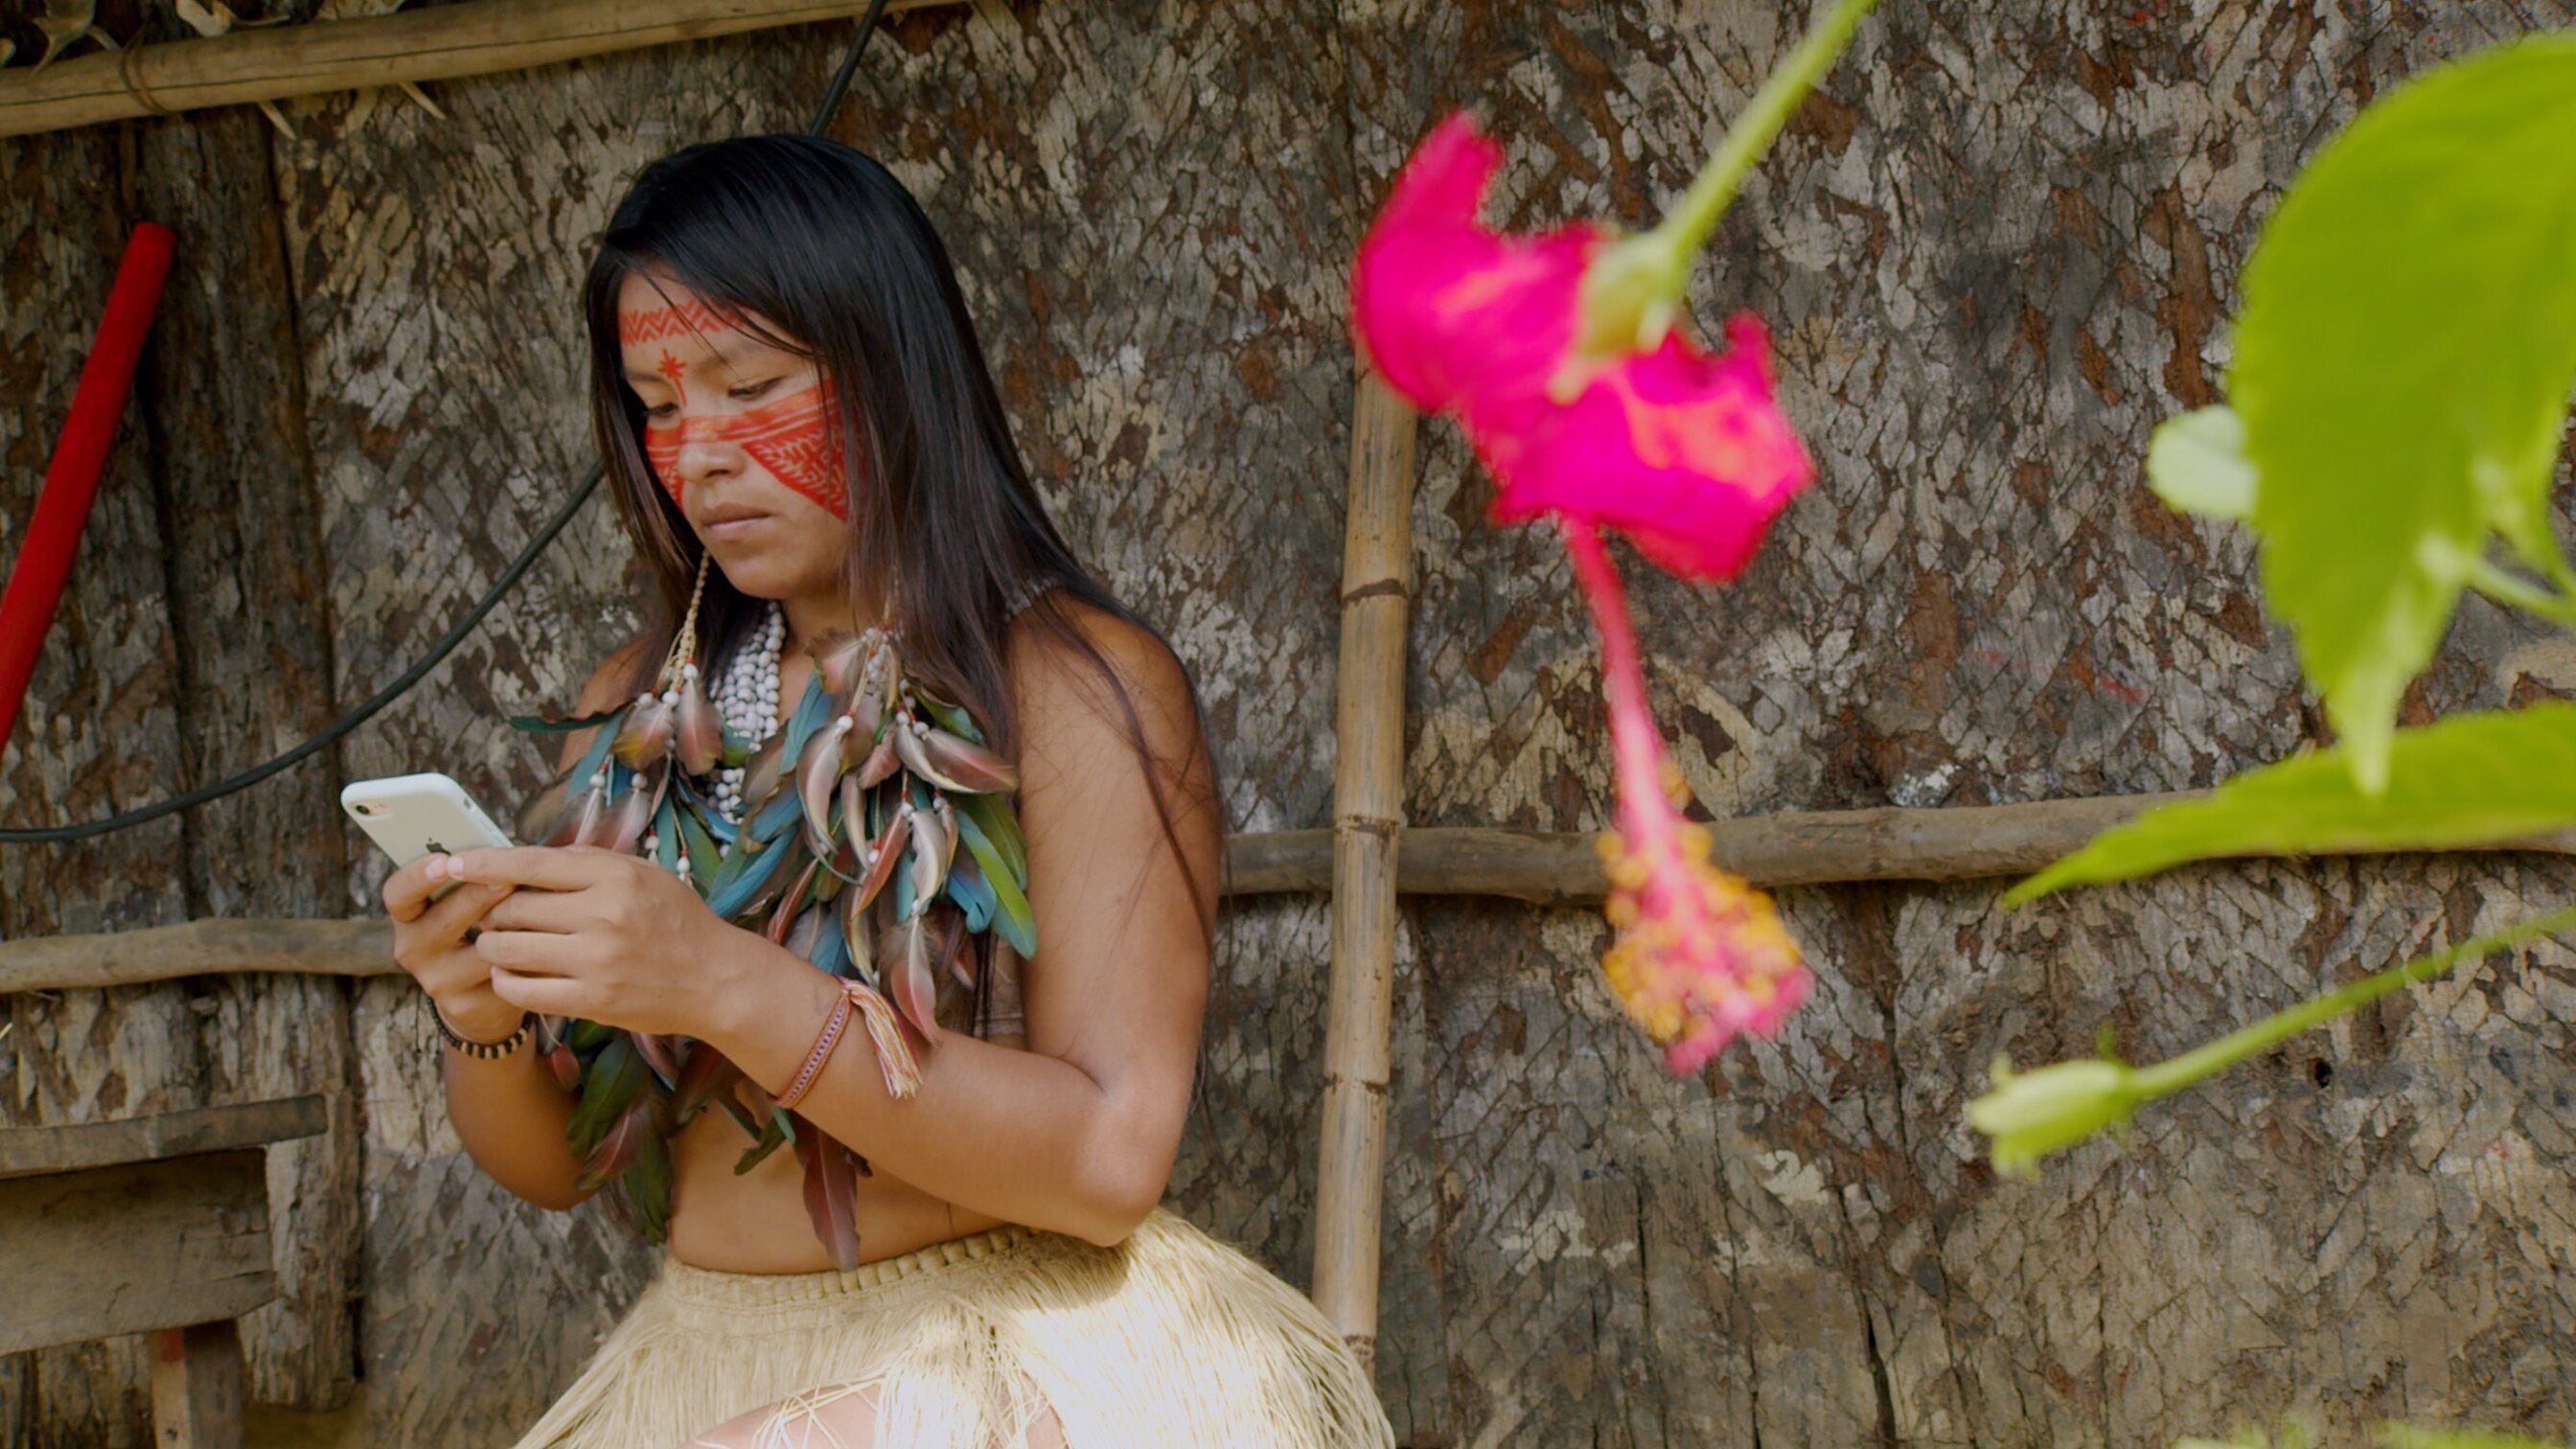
xmin=340 ymin=772 xmax=516 ymax=879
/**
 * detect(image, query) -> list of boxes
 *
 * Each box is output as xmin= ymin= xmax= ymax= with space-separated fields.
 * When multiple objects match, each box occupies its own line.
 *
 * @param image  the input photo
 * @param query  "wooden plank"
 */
xmin=149 ymin=1322 xmax=246 ymax=1449
xmin=0 ymin=1095 xmax=327 ymax=1181
xmin=0 ymin=1150 xmax=274 ymax=1356
xmin=0 ymin=118 xmax=203 ymax=1444
xmin=262 ymin=14 xmax=857 ymax=1431
xmin=12 ymin=801 xmax=2576 ymax=992
xmin=129 ymin=93 xmax=366 ymax=1414
xmin=0 ymin=917 xmax=390 ymax=995
xmin=0 ymin=0 xmax=959 ymax=138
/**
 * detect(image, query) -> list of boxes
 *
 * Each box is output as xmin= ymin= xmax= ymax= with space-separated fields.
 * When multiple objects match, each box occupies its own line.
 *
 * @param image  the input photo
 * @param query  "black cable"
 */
xmin=811 ymin=0 xmax=892 ymax=134
xmin=0 ymin=468 xmax=605 ymax=844
xmin=0 ymin=9 xmax=891 ymax=846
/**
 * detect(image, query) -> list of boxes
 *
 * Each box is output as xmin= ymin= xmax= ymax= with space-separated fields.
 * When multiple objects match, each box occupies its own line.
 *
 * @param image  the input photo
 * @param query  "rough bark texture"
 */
xmin=3 ymin=0 xmax=2574 ymax=1444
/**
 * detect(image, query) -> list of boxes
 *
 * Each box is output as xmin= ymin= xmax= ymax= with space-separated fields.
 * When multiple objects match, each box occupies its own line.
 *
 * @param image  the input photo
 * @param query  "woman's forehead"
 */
xmin=615 ymin=273 xmax=796 ymax=359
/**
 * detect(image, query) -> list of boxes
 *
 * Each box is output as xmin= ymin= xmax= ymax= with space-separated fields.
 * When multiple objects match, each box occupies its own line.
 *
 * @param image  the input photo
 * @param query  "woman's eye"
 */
xmin=729 ymin=378 xmax=781 ymax=402
xmin=643 ymin=402 xmax=678 ymax=420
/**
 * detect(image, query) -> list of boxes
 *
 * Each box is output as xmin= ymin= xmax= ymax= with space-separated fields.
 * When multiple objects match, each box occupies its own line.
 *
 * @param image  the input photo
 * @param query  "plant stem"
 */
xmin=2464 ymin=554 xmax=2576 ymax=628
xmin=2130 ymin=905 xmax=2576 ymax=1099
xmin=1644 ymin=0 xmax=1882 ymax=261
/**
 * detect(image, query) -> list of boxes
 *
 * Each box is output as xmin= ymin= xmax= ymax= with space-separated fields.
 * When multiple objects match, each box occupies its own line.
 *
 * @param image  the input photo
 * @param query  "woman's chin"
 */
xmin=699 ymin=546 xmax=803 ymax=598
xmin=701 ymin=543 xmax=829 ymax=600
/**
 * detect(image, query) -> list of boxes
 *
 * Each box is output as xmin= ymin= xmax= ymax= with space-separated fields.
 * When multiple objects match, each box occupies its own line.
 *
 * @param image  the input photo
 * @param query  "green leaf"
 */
xmin=2147 ymin=405 xmax=2257 ymax=520
xmin=2378 ymin=1427 xmax=2570 ymax=1449
xmin=2006 ymin=703 xmax=2576 ymax=903
xmin=2230 ymin=35 xmax=2576 ymax=794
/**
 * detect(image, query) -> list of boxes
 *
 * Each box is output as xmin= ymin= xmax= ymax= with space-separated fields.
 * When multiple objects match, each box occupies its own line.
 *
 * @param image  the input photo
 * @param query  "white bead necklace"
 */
xmin=708 ymin=601 xmax=787 ymax=824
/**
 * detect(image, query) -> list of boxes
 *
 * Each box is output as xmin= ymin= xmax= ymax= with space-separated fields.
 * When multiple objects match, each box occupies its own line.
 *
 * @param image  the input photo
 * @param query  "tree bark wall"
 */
xmin=3 ymin=1 xmax=2572 ymax=1443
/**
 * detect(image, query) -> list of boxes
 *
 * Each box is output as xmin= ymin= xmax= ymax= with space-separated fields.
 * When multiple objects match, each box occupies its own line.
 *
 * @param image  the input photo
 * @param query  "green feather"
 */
xmin=953 ymin=805 xmax=1037 ymax=956
xmin=564 ymin=1037 xmax=644 ymax=1155
xmin=506 ymin=707 xmax=623 ymax=734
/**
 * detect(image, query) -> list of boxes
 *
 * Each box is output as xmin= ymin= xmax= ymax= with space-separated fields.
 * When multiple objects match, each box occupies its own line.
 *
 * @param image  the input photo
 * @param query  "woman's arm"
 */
xmin=707 ymin=606 xmax=1218 ymax=1245
xmin=461 ymin=606 xmax=1220 ymax=1246
xmin=435 ymin=639 xmax=651 ymax=1211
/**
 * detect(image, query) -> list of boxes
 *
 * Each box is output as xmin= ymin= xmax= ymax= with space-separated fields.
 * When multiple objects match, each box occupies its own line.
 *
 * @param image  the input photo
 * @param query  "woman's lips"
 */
xmin=702 ymin=514 xmax=767 ymax=540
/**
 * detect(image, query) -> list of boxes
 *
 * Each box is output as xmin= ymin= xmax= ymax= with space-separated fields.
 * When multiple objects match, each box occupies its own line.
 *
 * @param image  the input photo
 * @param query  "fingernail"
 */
xmin=427 ymin=855 xmax=451 ymax=881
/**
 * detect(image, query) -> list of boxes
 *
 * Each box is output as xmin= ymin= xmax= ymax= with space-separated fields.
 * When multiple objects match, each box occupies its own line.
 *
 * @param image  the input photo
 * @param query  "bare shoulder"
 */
xmin=1004 ymin=595 xmax=1192 ymax=739
xmin=1003 ymin=595 xmax=1206 ymax=797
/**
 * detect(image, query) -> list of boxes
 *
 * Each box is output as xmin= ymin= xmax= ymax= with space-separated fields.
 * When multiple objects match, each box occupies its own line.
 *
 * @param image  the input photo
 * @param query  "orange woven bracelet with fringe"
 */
xmin=839 ymin=978 xmax=924 ymax=1099
xmin=770 ymin=988 xmax=855 ymax=1111
xmin=771 ymin=978 xmax=925 ymax=1111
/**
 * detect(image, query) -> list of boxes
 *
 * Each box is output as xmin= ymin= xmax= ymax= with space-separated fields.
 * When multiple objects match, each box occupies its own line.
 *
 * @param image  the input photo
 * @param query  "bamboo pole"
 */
xmin=6 ymin=805 xmax=2571 ymax=995
xmin=1308 ymin=370 xmax=1419 ymax=1366
xmin=0 ymin=0 xmax=956 ymax=139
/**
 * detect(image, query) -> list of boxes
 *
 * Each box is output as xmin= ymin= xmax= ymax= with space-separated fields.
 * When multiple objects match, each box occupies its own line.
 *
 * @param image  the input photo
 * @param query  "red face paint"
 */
xmin=622 ymin=300 xmax=854 ymax=520
xmin=620 ymin=300 xmax=744 ymax=346
xmin=641 ymin=380 xmax=852 ymax=519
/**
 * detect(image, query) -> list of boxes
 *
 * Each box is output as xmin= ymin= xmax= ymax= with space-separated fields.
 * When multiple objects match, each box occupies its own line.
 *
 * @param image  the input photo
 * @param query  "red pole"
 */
xmin=0 ymin=220 xmax=177 ymax=752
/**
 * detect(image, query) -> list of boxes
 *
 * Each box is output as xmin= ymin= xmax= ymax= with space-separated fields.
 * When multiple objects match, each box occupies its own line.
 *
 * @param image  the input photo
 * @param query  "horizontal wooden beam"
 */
xmin=0 ymin=0 xmax=957 ymax=138
xmin=0 ymin=1094 xmax=330 ymax=1182
xmin=4 ymin=798 xmax=2571 ymax=994
xmin=0 ymin=1149 xmax=275 ymax=1355
xmin=1226 ymin=794 xmax=2576 ymax=900
xmin=0 ymin=916 xmax=402 ymax=995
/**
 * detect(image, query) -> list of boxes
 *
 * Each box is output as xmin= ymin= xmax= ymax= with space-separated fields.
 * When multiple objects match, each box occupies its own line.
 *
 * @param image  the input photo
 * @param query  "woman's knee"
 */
xmin=676 ymin=1381 xmax=883 ymax=1447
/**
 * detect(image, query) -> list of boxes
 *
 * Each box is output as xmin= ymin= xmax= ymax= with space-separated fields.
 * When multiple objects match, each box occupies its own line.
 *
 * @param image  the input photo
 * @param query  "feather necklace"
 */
xmin=507 ymin=557 xmax=1038 ymax=1268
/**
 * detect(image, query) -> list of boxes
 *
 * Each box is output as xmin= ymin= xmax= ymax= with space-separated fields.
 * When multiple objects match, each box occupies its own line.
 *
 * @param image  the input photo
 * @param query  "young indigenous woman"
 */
xmin=375 ymin=134 xmax=1395 ymax=1448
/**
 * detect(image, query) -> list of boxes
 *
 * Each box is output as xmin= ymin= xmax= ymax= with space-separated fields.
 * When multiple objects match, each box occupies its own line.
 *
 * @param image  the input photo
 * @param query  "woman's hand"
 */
xmin=382 ymin=858 xmax=523 ymax=1042
xmin=447 ymin=844 xmax=750 ymax=1037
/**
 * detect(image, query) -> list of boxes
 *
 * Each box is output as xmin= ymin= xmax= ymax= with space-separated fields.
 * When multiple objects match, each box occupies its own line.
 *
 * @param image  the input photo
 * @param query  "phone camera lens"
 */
xmin=354 ymin=801 xmax=379 ymax=816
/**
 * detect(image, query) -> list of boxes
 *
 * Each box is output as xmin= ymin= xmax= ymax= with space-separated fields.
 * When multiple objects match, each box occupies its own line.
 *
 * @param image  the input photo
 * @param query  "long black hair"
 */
xmin=579 ymin=132 xmax=1230 ymax=1011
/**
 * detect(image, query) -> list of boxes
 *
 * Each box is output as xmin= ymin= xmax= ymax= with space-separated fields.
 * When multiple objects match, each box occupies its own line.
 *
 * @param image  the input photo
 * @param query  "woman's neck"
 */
xmin=779 ymin=582 xmax=893 ymax=659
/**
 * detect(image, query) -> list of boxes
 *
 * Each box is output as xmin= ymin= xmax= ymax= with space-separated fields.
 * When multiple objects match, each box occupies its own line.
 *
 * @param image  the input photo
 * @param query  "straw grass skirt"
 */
xmin=507 ymin=1206 xmax=1396 ymax=1448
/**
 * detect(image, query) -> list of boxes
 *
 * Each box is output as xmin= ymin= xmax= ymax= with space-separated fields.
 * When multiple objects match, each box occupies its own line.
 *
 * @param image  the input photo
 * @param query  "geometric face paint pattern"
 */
xmin=619 ymin=299 xmax=745 ymax=345
xmin=642 ymin=380 xmax=852 ymax=520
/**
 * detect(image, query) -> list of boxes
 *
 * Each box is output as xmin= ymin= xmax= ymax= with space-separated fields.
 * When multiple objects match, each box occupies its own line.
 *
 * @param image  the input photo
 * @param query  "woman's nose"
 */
xmin=673 ymin=434 xmax=743 ymax=489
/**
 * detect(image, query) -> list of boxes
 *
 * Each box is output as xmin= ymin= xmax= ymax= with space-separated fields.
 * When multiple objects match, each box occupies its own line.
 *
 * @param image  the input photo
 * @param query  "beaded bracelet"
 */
xmin=434 ymin=1004 xmax=533 ymax=1060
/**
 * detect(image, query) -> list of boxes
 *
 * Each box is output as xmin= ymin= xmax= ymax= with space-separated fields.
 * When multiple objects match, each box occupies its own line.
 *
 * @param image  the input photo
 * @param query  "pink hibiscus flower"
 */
xmin=1347 ymin=108 xmax=1820 ymax=1070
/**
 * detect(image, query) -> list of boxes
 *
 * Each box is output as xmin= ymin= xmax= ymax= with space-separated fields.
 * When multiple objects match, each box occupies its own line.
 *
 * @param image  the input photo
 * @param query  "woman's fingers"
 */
xmin=380 ymin=854 xmax=448 ymax=922
xmin=479 ymin=886 xmax=592 ymax=936
xmin=416 ymin=880 xmax=517 ymax=944
xmin=474 ymin=927 xmax=586 ymax=978
xmin=488 ymin=962 xmax=586 ymax=1015
xmin=447 ymin=844 xmax=618 ymax=892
